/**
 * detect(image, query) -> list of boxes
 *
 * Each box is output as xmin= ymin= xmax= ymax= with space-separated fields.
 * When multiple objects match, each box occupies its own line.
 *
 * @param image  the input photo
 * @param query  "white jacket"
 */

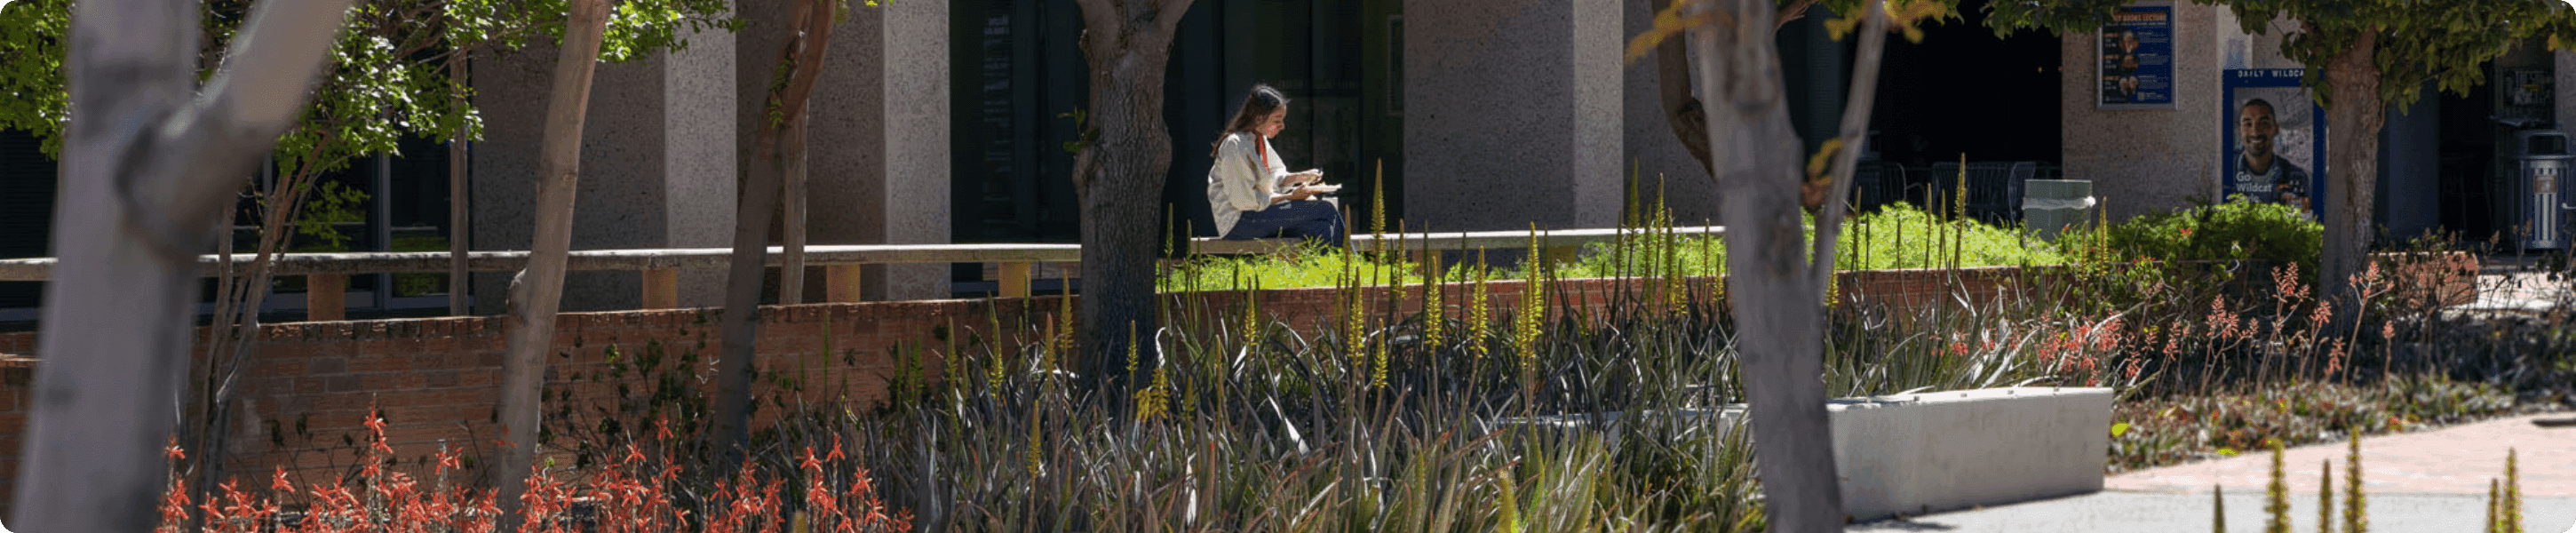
xmin=1206 ymin=131 xmax=1292 ymax=236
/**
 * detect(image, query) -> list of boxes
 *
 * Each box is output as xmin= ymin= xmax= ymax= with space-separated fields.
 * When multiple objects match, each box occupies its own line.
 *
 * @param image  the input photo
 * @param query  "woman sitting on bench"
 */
xmin=1206 ymin=84 xmax=1346 ymax=248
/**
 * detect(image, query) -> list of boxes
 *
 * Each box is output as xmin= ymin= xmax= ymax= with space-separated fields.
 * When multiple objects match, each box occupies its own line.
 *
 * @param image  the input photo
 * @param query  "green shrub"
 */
xmin=2063 ymin=196 xmax=2322 ymax=270
xmin=1162 ymin=203 xmax=2086 ymax=291
xmin=1832 ymin=203 xmax=2071 ymax=270
xmin=1157 ymin=241 xmax=1430 ymax=292
xmin=1562 ymin=203 xmax=2072 ymax=280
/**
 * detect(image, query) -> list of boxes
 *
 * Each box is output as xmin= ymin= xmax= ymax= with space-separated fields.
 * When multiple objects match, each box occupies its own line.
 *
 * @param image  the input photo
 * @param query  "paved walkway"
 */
xmin=2455 ymin=254 xmax=2572 ymax=314
xmin=1852 ymin=412 xmax=2576 ymax=532
xmin=1851 ymin=254 xmax=2576 ymax=531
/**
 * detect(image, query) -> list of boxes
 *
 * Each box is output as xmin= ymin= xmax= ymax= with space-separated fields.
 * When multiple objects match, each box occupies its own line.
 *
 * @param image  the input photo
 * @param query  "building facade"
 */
xmin=2067 ymin=3 xmax=2576 ymax=245
xmin=7 ymin=0 xmax=2569 ymax=317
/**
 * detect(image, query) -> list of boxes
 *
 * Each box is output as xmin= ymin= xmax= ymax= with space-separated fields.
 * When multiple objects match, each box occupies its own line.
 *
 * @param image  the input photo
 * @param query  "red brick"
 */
xmin=306 ymin=356 xmax=347 ymax=375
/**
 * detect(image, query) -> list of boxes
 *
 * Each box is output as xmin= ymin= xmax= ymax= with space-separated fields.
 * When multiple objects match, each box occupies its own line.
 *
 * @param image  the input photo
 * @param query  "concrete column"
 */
xmin=1403 ymin=0 xmax=1622 ymax=233
xmin=740 ymin=0 xmax=950 ymax=302
xmin=472 ymin=21 xmax=738 ymax=314
xmin=2062 ymin=4 xmax=2222 ymax=221
xmin=665 ymin=19 xmax=741 ymax=308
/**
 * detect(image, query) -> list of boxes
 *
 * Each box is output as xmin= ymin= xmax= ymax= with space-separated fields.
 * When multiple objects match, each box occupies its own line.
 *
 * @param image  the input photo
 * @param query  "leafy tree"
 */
xmin=710 ymin=0 xmax=846 ymax=475
xmin=1 ymin=0 xmax=730 ymax=520
xmin=15 ymin=0 xmax=348 ymax=528
xmin=1987 ymin=0 xmax=2576 ymax=327
xmin=492 ymin=0 xmax=616 ymax=525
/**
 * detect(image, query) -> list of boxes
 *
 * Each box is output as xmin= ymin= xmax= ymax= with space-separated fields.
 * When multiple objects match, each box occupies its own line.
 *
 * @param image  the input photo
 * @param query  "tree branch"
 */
xmin=21 ymin=0 xmax=348 ymax=527
xmin=767 ymin=0 xmax=836 ymax=134
xmin=1073 ymin=0 xmax=1119 ymax=69
xmin=1154 ymin=0 xmax=1195 ymax=40
xmin=149 ymin=0 xmax=356 ymax=250
xmin=1774 ymin=0 xmax=1819 ymax=32
xmin=1654 ymin=0 xmax=1715 ymax=177
xmin=1808 ymin=0 xmax=1888 ymax=282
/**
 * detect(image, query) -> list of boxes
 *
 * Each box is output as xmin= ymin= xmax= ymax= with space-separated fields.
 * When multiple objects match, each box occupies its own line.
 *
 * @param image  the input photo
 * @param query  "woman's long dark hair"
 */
xmin=1211 ymin=84 xmax=1288 ymax=158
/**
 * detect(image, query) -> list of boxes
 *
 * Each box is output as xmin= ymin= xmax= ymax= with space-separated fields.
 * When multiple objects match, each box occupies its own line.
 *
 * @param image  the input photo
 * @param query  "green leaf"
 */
xmin=2111 ymin=421 xmax=2133 ymax=438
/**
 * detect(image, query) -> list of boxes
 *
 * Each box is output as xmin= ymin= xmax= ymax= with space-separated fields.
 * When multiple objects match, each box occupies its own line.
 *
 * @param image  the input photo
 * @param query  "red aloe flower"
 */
xmin=155 ymin=477 xmax=190 ymax=533
xmin=436 ymin=447 xmax=464 ymax=475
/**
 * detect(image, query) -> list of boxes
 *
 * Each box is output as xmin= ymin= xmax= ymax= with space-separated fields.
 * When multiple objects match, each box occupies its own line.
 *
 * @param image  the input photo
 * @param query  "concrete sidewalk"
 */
xmin=1853 ymin=411 xmax=2576 ymax=532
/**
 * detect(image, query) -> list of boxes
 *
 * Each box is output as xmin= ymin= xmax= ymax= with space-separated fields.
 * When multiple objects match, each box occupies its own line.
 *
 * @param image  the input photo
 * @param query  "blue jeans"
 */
xmin=1224 ymin=199 xmax=1347 ymax=248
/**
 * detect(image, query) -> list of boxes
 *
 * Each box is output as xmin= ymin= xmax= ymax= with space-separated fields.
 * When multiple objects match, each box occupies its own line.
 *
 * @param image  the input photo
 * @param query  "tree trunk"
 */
xmin=711 ymin=0 xmax=835 ymax=469
xmin=187 ymin=154 xmax=330 ymax=528
xmin=451 ymin=52 xmax=472 ymax=316
xmin=1686 ymin=0 xmax=1844 ymax=529
xmin=2318 ymin=28 xmax=2381 ymax=331
xmin=1652 ymin=0 xmax=1715 ymax=178
xmin=781 ymin=116 xmax=808 ymax=304
xmin=20 ymin=0 xmax=348 ymax=527
xmin=495 ymin=0 xmax=610 ymax=522
xmin=1069 ymin=0 xmax=1193 ymax=389
xmin=1650 ymin=0 xmax=1819 ymax=179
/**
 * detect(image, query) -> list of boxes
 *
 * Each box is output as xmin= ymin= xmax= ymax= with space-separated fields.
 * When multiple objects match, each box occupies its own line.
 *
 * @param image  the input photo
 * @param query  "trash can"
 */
xmin=2511 ymin=130 xmax=2572 ymax=249
xmin=2021 ymin=179 xmax=2095 ymax=241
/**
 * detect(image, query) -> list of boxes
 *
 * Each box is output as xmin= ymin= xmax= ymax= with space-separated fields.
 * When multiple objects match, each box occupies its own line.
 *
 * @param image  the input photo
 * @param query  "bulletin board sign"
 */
xmin=2219 ymin=68 xmax=2326 ymax=219
xmin=2097 ymin=2 xmax=2175 ymax=109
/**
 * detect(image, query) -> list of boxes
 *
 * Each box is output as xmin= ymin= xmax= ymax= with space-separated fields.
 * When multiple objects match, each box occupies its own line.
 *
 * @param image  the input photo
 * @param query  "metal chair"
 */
xmin=1926 ymin=161 xmax=2037 ymax=224
xmin=1850 ymin=161 xmax=1908 ymax=211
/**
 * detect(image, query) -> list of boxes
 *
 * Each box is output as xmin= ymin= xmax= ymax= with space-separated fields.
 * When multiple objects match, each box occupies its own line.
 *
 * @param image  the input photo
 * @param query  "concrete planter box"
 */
xmin=1829 ymin=386 xmax=2113 ymax=520
xmin=1504 ymin=386 xmax=2113 ymax=521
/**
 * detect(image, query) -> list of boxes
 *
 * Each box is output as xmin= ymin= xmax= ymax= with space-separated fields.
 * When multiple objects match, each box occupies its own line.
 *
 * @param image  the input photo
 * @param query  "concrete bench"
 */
xmin=1189 ymin=226 xmax=1724 ymax=255
xmin=1504 ymin=386 xmax=2113 ymax=521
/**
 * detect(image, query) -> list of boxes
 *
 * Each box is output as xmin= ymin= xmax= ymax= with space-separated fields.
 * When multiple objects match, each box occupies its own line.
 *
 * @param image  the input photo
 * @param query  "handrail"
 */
xmin=0 ymin=226 xmax=1722 ymax=320
xmin=0 ymin=243 xmax=1087 ymax=281
xmin=1195 ymin=226 xmax=1727 ymax=255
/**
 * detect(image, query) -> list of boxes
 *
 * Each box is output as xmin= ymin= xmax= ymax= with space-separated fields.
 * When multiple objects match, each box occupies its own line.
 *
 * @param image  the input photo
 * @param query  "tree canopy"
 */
xmin=1987 ymin=0 xmax=2576 ymax=112
xmin=0 ymin=0 xmax=735 ymax=170
xmin=1984 ymin=0 xmax=2576 ymax=330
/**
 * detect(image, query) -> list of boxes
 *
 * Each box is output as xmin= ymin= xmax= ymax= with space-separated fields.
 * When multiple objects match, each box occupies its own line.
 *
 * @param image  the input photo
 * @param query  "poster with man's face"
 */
xmin=2222 ymin=69 xmax=2325 ymax=218
xmin=2098 ymin=3 xmax=2174 ymax=109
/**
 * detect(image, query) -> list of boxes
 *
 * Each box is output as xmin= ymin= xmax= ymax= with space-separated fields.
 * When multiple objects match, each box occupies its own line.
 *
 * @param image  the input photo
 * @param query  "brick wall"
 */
xmin=0 ymin=257 xmax=2471 ymax=519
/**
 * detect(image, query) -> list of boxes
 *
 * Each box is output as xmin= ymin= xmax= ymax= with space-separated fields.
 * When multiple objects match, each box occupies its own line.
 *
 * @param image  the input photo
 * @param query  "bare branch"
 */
xmin=1774 ymin=0 xmax=1819 ymax=32
xmin=1808 ymin=0 xmax=1889 ymax=282
xmin=1654 ymin=0 xmax=1714 ymax=177
xmin=767 ymin=0 xmax=837 ymax=131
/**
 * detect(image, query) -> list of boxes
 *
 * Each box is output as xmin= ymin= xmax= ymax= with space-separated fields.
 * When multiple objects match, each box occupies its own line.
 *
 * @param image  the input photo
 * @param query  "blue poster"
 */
xmin=2221 ymin=69 xmax=2326 ymax=218
xmin=2098 ymin=3 xmax=2174 ymax=109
